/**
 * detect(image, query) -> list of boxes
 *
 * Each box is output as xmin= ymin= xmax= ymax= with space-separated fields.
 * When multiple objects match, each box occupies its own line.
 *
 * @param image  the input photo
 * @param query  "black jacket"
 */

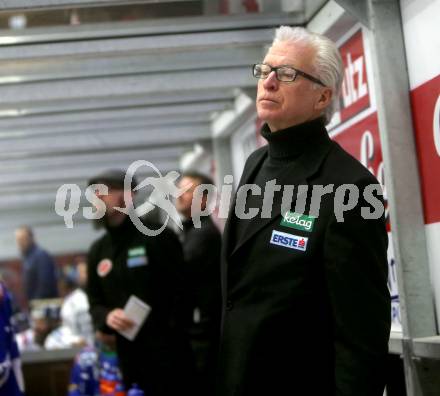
xmin=218 ymin=121 xmax=391 ymax=396
xmin=182 ymin=216 xmax=222 ymax=339
xmin=87 ymin=216 xmax=193 ymax=394
xmin=182 ymin=215 xmax=222 ymax=392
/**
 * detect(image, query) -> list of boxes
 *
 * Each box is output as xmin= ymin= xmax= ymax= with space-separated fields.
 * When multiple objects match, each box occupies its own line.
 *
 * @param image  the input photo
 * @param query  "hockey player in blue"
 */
xmin=0 ymin=282 xmax=25 ymax=396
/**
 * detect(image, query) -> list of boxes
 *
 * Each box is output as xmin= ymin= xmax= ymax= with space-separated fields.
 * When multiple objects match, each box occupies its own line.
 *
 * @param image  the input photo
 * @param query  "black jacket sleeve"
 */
xmin=323 ymin=180 xmax=391 ymax=396
xmin=86 ymin=240 xmax=113 ymax=334
xmin=185 ymin=227 xmax=222 ymax=330
xmin=155 ymin=227 xmax=191 ymax=329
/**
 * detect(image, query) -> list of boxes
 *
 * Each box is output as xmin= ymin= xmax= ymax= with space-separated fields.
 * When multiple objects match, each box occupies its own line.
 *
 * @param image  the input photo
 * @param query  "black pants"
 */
xmin=117 ymin=340 xmax=195 ymax=395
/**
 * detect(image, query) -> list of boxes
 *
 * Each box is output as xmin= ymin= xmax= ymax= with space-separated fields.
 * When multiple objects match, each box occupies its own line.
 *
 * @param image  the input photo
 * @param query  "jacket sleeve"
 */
xmin=34 ymin=250 xmax=58 ymax=298
xmin=86 ymin=241 xmax=113 ymax=333
xmin=157 ymin=227 xmax=192 ymax=329
xmin=187 ymin=228 xmax=222 ymax=330
xmin=323 ymin=180 xmax=391 ymax=396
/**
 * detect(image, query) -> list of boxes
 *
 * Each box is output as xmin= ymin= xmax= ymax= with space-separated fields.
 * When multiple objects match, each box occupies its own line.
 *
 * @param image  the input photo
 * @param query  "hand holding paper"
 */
xmin=118 ymin=295 xmax=152 ymax=341
xmin=106 ymin=308 xmax=135 ymax=331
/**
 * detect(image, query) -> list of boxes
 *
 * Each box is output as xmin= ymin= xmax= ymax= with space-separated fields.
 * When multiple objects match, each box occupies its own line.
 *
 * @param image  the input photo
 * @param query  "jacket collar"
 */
xmin=261 ymin=117 xmax=326 ymax=160
xmin=225 ymin=120 xmax=333 ymax=259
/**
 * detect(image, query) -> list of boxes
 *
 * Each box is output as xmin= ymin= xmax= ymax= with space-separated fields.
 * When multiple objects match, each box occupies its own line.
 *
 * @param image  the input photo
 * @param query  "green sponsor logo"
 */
xmin=128 ymin=246 xmax=146 ymax=257
xmin=280 ymin=211 xmax=316 ymax=232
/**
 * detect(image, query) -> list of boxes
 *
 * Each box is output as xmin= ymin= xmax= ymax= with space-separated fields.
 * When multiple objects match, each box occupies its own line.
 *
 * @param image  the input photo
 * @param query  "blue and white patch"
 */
xmin=270 ymin=230 xmax=308 ymax=252
xmin=127 ymin=255 xmax=148 ymax=268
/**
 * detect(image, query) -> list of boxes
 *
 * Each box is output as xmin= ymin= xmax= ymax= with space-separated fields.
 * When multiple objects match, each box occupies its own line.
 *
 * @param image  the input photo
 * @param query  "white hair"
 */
xmin=271 ymin=26 xmax=343 ymax=124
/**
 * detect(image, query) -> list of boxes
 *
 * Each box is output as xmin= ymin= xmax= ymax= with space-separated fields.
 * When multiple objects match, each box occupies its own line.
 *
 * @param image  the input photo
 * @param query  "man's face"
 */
xmin=256 ymin=41 xmax=330 ymax=131
xmin=95 ymin=186 xmax=125 ymax=215
xmin=176 ymin=176 xmax=200 ymax=219
xmin=15 ymin=229 xmax=32 ymax=254
xmin=94 ymin=185 xmax=132 ymax=227
xmin=76 ymin=262 xmax=88 ymax=288
xmin=33 ymin=317 xmax=52 ymax=346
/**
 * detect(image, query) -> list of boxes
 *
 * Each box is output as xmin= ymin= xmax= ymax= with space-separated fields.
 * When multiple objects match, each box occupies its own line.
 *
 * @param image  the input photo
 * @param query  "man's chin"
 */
xmin=257 ymin=108 xmax=278 ymax=123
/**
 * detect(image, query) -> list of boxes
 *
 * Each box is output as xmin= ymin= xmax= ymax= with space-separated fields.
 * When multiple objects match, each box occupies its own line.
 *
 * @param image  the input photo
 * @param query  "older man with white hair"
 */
xmin=217 ymin=26 xmax=391 ymax=396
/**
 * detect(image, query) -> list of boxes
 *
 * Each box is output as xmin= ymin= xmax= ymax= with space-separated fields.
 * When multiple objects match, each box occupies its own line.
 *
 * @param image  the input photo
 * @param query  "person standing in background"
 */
xmin=59 ymin=260 xmax=94 ymax=346
xmin=86 ymin=169 xmax=194 ymax=395
xmin=15 ymin=226 xmax=58 ymax=302
xmin=176 ymin=171 xmax=222 ymax=395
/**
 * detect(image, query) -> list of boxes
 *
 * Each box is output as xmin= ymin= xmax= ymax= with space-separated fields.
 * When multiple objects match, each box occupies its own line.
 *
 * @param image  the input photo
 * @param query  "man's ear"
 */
xmin=314 ymin=87 xmax=332 ymax=111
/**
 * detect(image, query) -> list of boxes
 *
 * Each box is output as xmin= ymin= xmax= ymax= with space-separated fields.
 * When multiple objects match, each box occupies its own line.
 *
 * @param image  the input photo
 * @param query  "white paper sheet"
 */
xmin=118 ymin=295 xmax=151 ymax=341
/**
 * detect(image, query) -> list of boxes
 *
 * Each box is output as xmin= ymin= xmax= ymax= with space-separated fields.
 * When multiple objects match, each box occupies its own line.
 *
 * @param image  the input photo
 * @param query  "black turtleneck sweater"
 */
xmin=233 ymin=117 xmax=328 ymax=247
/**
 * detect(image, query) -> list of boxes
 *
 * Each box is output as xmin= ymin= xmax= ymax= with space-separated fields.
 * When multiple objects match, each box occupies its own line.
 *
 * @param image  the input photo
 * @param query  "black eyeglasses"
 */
xmin=252 ymin=63 xmax=325 ymax=86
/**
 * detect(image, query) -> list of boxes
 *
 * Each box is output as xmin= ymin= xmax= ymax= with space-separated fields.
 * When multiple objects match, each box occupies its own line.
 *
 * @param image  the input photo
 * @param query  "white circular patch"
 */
xmin=434 ymin=94 xmax=440 ymax=158
xmin=97 ymin=259 xmax=113 ymax=277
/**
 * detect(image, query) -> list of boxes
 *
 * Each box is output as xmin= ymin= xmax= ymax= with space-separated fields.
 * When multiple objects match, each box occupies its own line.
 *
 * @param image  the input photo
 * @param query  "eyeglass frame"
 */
xmin=252 ymin=63 xmax=326 ymax=87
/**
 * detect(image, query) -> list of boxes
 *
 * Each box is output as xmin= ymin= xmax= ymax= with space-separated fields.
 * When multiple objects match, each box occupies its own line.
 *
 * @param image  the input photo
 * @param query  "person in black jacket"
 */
xmin=176 ymin=171 xmax=222 ymax=395
xmin=217 ymin=26 xmax=391 ymax=396
xmin=85 ymin=169 xmax=194 ymax=395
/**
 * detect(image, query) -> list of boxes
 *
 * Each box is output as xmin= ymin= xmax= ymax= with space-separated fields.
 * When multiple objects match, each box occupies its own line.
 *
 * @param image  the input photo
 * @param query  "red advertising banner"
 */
xmin=331 ymin=113 xmax=399 ymax=329
xmin=410 ymin=74 xmax=440 ymax=225
xmin=337 ymin=29 xmax=371 ymax=124
xmin=331 ymin=112 xmax=386 ymax=208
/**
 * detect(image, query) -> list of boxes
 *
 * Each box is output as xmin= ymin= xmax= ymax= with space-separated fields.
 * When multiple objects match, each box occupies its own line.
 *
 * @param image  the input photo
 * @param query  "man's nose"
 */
xmin=262 ymin=71 xmax=279 ymax=90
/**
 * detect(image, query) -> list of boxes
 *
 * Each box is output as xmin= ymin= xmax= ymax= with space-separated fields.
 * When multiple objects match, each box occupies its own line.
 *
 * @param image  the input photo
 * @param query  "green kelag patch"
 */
xmin=280 ymin=211 xmax=316 ymax=232
xmin=128 ymin=246 xmax=147 ymax=257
